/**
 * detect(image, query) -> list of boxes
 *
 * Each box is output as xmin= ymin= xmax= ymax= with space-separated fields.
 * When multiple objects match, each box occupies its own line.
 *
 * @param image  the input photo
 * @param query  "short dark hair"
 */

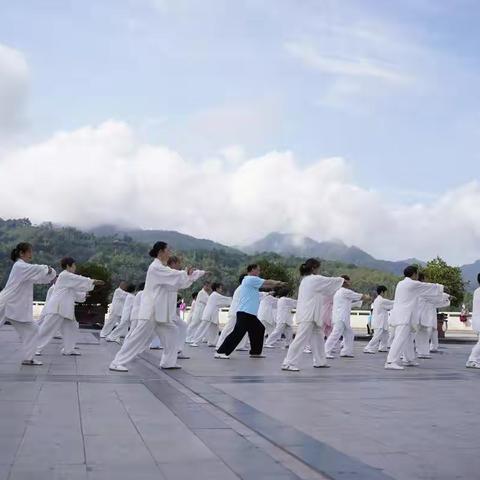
xmin=477 ymin=273 xmax=480 ymax=285
xmin=203 ymin=280 xmax=211 ymax=287
xmin=299 ymin=258 xmax=321 ymax=276
xmin=60 ymin=257 xmax=76 ymax=270
xmin=126 ymin=283 xmax=136 ymax=293
xmin=341 ymin=275 xmax=351 ymax=281
xmin=167 ymin=255 xmax=180 ymax=267
xmin=377 ymin=285 xmax=387 ymax=295
xmin=10 ymin=242 xmax=32 ymax=262
xmin=137 ymin=282 xmax=145 ymax=291
xmin=404 ymin=265 xmax=418 ymax=278
xmin=247 ymin=264 xmax=259 ymax=272
xmin=238 ymin=273 xmax=247 ymax=285
xmin=149 ymin=241 xmax=168 ymax=258
xmin=192 ymin=291 xmax=198 ymax=299
xmin=211 ymin=282 xmax=223 ymax=292
xmin=418 ymin=272 xmax=425 ymax=282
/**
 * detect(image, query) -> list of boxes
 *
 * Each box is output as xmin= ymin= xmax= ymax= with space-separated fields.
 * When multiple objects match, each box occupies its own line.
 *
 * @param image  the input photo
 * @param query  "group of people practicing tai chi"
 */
xmin=1 ymin=240 xmax=480 ymax=372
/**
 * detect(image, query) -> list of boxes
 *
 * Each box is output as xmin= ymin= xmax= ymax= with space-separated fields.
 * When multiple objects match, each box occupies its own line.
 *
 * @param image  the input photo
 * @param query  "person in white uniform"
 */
xmin=109 ymin=241 xmax=204 ymax=372
xmin=364 ymin=286 xmax=394 ymax=354
xmin=106 ymin=283 xmax=136 ymax=343
xmin=124 ymin=283 xmax=145 ymax=342
xmin=324 ymin=276 xmax=368 ymax=358
xmin=282 ymin=259 xmax=344 ymax=372
xmin=0 ymin=242 xmax=56 ymax=365
xmin=466 ymin=274 xmax=480 ymax=368
xmin=186 ymin=281 xmax=212 ymax=343
xmin=265 ymin=289 xmax=296 ymax=348
xmin=100 ymin=282 xmax=129 ymax=338
xmin=385 ymin=265 xmax=444 ymax=370
xmin=258 ymin=293 xmax=278 ymax=338
xmin=36 ymin=257 xmax=103 ymax=355
xmin=190 ymin=283 xmax=232 ymax=347
xmin=37 ymin=279 xmax=56 ymax=326
xmin=216 ymin=275 xmax=249 ymax=352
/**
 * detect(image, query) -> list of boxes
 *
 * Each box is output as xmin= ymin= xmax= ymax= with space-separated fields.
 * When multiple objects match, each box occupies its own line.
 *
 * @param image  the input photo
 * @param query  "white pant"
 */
xmin=467 ymin=335 xmax=480 ymax=364
xmin=186 ymin=316 xmax=203 ymax=343
xmin=265 ymin=323 xmax=293 ymax=347
xmin=8 ymin=319 xmax=40 ymax=361
xmin=191 ymin=320 xmax=218 ymax=345
xmin=263 ymin=323 xmax=275 ymax=337
xmin=174 ymin=318 xmax=187 ymax=353
xmin=216 ymin=316 xmax=248 ymax=350
xmin=325 ymin=322 xmax=354 ymax=356
xmin=416 ymin=325 xmax=432 ymax=356
xmin=387 ymin=324 xmax=415 ymax=364
xmin=388 ymin=327 xmax=395 ymax=347
xmin=37 ymin=314 xmax=78 ymax=354
xmin=100 ymin=314 xmax=121 ymax=338
xmin=106 ymin=316 xmax=131 ymax=342
xmin=283 ymin=322 xmax=327 ymax=368
xmin=364 ymin=328 xmax=389 ymax=353
xmin=124 ymin=318 xmax=138 ymax=342
xmin=112 ymin=320 xmax=179 ymax=368
xmin=430 ymin=328 xmax=439 ymax=351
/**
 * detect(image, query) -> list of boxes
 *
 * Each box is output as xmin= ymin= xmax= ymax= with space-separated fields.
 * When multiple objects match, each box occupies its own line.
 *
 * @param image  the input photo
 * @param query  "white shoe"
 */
xmin=466 ymin=361 xmax=480 ymax=369
xmin=62 ymin=350 xmax=81 ymax=356
xmin=264 ymin=344 xmax=275 ymax=349
xmin=417 ymin=354 xmax=432 ymax=359
xmin=35 ymin=350 xmax=42 ymax=356
xmin=303 ymin=348 xmax=312 ymax=354
xmin=340 ymin=354 xmax=355 ymax=358
xmin=430 ymin=348 xmax=438 ymax=353
xmin=106 ymin=338 xmax=116 ymax=342
xmin=281 ymin=364 xmax=300 ymax=372
xmin=385 ymin=362 xmax=404 ymax=370
xmin=402 ymin=360 xmax=419 ymax=367
xmin=109 ymin=363 xmax=128 ymax=372
xmin=22 ymin=359 xmax=43 ymax=366
xmin=325 ymin=354 xmax=335 ymax=359
xmin=177 ymin=354 xmax=190 ymax=359
xmin=214 ymin=353 xmax=230 ymax=359
xmin=189 ymin=343 xmax=199 ymax=347
xmin=313 ymin=364 xmax=330 ymax=368
xmin=363 ymin=350 xmax=376 ymax=354
xmin=378 ymin=349 xmax=388 ymax=352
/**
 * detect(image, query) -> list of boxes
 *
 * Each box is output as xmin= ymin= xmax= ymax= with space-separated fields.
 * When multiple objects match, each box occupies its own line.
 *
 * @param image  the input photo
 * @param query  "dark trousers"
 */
xmin=217 ymin=311 xmax=265 ymax=356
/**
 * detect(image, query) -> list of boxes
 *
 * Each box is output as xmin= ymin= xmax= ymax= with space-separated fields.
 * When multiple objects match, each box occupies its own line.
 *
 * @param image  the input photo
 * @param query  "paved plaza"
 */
xmin=0 ymin=326 xmax=479 ymax=480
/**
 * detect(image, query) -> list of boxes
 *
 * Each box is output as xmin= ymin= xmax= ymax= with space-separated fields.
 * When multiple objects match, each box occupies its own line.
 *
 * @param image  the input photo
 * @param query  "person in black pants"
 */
xmin=215 ymin=264 xmax=286 ymax=359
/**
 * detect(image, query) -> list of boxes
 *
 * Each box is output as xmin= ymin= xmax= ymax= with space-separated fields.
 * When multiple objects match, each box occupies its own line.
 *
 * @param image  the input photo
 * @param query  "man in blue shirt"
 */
xmin=216 ymin=264 xmax=286 ymax=358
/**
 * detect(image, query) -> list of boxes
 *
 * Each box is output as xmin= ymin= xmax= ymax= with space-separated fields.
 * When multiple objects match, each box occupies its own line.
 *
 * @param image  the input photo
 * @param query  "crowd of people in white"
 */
xmin=1 ymin=241 xmax=480 ymax=372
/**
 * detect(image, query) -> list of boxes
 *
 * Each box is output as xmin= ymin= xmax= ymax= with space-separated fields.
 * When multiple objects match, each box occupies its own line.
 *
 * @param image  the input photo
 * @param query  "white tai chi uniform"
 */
xmin=416 ymin=293 xmax=450 ymax=357
xmin=258 ymin=294 xmax=278 ymax=337
xmin=37 ymin=285 xmax=55 ymax=326
xmin=106 ymin=293 xmax=135 ymax=342
xmin=386 ymin=277 xmax=443 ymax=367
xmin=216 ymin=285 xmax=248 ymax=351
xmin=282 ymin=275 xmax=344 ymax=370
xmin=0 ymin=259 xmax=56 ymax=361
xmin=191 ymin=291 xmax=232 ymax=346
xmin=265 ymin=297 xmax=296 ymax=347
xmin=325 ymin=288 xmax=363 ymax=357
xmin=364 ymin=296 xmax=394 ymax=353
xmin=186 ymin=289 xmax=209 ymax=342
xmin=111 ymin=261 xmax=204 ymax=369
xmin=100 ymin=288 xmax=128 ymax=338
xmin=124 ymin=291 xmax=143 ymax=342
xmin=467 ymin=287 xmax=480 ymax=367
xmin=36 ymin=270 xmax=95 ymax=355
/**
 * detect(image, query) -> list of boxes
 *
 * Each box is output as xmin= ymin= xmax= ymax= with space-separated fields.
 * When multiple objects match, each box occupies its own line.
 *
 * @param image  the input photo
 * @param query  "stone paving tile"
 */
xmin=158 ymin=459 xmax=240 ymax=480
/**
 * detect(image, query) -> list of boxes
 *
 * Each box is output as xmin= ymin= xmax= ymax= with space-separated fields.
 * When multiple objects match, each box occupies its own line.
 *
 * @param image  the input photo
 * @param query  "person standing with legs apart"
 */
xmin=385 ymin=265 xmax=444 ymax=370
xmin=265 ymin=289 xmax=296 ymax=348
xmin=124 ymin=283 xmax=145 ymax=342
xmin=364 ymin=286 xmax=394 ymax=354
xmin=186 ymin=281 xmax=212 ymax=343
xmin=282 ymin=259 xmax=344 ymax=372
xmin=258 ymin=293 xmax=278 ymax=338
xmin=466 ymin=274 xmax=480 ymax=369
xmin=0 ymin=243 xmax=56 ymax=365
xmin=216 ymin=275 xmax=249 ymax=352
xmin=106 ymin=284 xmax=136 ymax=343
xmin=100 ymin=282 xmax=129 ymax=338
xmin=216 ymin=264 xmax=286 ymax=359
xmin=324 ymin=276 xmax=368 ymax=359
xmin=109 ymin=242 xmax=204 ymax=372
xmin=190 ymin=283 xmax=232 ymax=347
xmin=36 ymin=257 xmax=103 ymax=356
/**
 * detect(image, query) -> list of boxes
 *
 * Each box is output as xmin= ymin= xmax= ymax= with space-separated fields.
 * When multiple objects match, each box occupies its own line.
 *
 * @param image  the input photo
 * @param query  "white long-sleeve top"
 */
xmin=417 ymin=293 xmax=450 ymax=328
xmin=186 ymin=299 xmax=196 ymax=323
xmin=37 ymin=284 xmax=55 ymax=323
xmin=0 ymin=259 xmax=56 ymax=324
xmin=110 ymin=288 xmax=129 ymax=317
xmin=258 ymin=295 xmax=278 ymax=327
xmin=296 ymin=274 xmax=344 ymax=327
xmin=276 ymin=297 xmax=297 ymax=326
xmin=139 ymin=259 xmax=204 ymax=324
xmin=190 ymin=288 xmax=210 ymax=324
xmin=130 ymin=291 xmax=143 ymax=321
xmin=202 ymin=291 xmax=232 ymax=325
xmin=472 ymin=287 xmax=480 ymax=333
xmin=42 ymin=270 xmax=95 ymax=321
xmin=332 ymin=287 xmax=363 ymax=327
xmin=227 ymin=287 xmax=242 ymax=322
xmin=371 ymin=295 xmax=394 ymax=330
xmin=390 ymin=277 xmax=443 ymax=327
xmin=118 ymin=292 xmax=135 ymax=325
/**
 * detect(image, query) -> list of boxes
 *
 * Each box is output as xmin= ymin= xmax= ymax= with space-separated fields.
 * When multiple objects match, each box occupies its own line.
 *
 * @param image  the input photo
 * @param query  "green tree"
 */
xmin=422 ymin=257 xmax=465 ymax=307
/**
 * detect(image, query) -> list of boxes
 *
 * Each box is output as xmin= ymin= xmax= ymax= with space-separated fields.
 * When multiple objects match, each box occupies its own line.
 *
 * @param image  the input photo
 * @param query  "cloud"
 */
xmin=0 ymin=43 xmax=29 ymax=135
xmin=0 ymin=121 xmax=479 ymax=264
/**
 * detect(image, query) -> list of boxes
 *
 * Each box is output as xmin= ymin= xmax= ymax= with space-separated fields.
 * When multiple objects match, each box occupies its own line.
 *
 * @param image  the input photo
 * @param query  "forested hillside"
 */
xmin=0 ymin=218 xmax=401 ymax=302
